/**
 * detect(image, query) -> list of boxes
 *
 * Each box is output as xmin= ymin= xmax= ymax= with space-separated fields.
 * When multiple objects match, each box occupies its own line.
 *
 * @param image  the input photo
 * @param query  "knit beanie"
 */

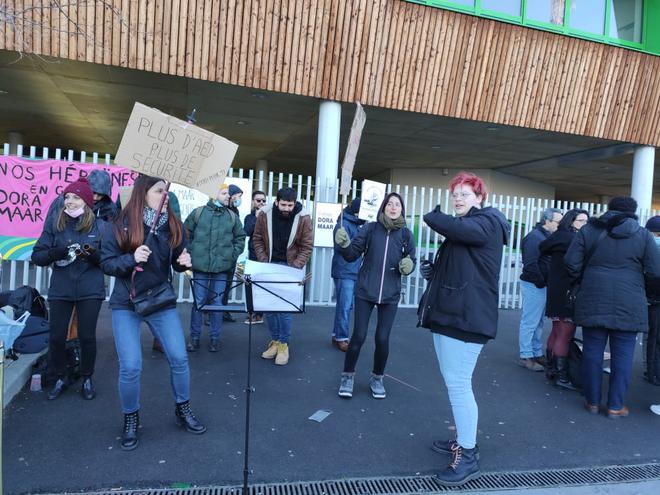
xmin=646 ymin=216 xmax=660 ymax=233
xmin=63 ymin=178 xmax=94 ymax=208
xmin=608 ymin=196 xmax=637 ymax=214
xmin=228 ymin=184 xmax=243 ymax=196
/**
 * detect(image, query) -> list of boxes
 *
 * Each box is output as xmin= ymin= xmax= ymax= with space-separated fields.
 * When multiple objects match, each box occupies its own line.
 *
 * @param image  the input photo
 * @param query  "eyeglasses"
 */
xmin=255 ymin=198 xmax=266 ymax=203
xmin=451 ymin=192 xmax=475 ymax=200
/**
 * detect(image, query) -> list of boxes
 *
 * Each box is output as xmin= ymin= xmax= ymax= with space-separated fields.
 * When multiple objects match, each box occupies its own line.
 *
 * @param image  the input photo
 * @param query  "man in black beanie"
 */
xmin=645 ymin=215 xmax=660 ymax=386
xmin=565 ymin=196 xmax=660 ymax=418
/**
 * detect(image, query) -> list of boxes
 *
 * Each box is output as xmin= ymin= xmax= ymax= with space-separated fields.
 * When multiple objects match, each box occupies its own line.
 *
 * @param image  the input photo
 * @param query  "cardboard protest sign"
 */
xmin=114 ymin=103 xmax=238 ymax=197
xmin=339 ymin=103 xmax=367 ymax=197
xmin=0 ymin=156 xmax=136 ymax=260
xmin=313 ymin=202 xmax=343 ymax=247
xmin=358 ymin=180 xmax=386 ymax=222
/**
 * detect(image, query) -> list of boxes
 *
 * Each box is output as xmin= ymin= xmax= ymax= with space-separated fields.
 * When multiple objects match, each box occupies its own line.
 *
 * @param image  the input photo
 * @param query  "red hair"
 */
xmin=448 ymin=172 xmax=488 ymax=202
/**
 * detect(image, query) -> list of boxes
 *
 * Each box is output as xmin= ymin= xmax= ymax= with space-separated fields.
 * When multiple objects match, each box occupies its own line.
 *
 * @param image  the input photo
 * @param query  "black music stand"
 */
xmin=189 ymin=273 xmax=306 ymax=494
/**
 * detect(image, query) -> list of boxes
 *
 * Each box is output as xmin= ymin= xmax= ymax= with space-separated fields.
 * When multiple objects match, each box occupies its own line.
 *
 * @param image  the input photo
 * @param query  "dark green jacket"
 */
xmin=184 ymin=200 xmax=246 ymax=274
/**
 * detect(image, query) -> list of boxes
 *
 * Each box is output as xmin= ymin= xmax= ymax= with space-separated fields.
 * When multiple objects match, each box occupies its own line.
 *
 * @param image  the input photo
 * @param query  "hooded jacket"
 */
xmin=564 ymin=210 xmax=660 ymax=332
xmin=253 ymin=202 xmax=313 ymax=269
xmin=418 ymin=206 xmax=510 ymax=343
xmin=31 ymin=215 xmax=106 ymax=301
xmin=332 ymin=208 xmax=365 ymax=280
xmin=339 ymin=219 xmax=415 ymax=304
xmin=183 ymin=200 xmax=245 ymax=274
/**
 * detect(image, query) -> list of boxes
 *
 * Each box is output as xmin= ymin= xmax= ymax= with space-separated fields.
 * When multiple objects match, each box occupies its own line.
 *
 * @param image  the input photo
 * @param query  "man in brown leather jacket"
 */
xmin=253 ymin=187 xmax=313 ymax=365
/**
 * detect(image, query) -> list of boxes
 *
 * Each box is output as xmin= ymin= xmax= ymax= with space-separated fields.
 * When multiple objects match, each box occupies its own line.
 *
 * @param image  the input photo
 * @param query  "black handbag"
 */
xmin=128 ymin=249 xmax=177 ymax=317
xmin=131 ymin=281 xmax=177 ymax=317
xmin=566 ymin=229 xmax=608 ymax=310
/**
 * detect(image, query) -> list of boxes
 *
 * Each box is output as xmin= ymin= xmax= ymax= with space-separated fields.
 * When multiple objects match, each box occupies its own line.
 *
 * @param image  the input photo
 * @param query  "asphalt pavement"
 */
xmin=3 ymin=304 xmax=660 ymax=494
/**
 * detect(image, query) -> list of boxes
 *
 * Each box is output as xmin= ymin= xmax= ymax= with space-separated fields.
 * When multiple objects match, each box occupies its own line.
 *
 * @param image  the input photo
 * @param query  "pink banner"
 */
xmin=0 ymin=156 xmax=137 ymax=239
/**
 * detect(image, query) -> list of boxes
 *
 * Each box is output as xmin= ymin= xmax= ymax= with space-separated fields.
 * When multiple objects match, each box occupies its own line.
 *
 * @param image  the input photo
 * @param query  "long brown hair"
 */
xmin=56 ymin=205 xmax=95 ymax=233
xmin=113 ymin=175 xmax=183 ymax=252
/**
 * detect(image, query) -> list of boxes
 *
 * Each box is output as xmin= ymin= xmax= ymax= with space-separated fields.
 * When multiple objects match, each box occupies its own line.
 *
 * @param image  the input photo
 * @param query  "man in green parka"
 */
xmin=184 ymin=183 xmax=246 ymax=352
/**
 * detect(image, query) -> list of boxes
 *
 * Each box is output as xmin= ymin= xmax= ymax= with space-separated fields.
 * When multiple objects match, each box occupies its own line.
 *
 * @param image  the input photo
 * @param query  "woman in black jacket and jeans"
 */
xmin=419 ymin=172 xmax=510 ymax=487
xmin=32 ymin=178 xmax=105 ymax=401
xmin=101 ymin=175 xmax=206 ymax=451
xmin=565 ymin=196 xmax=660 ymax=418
xmin=539 ymin=209 xmax=588 ymax=389
xmin=335 ymin=192 xmax=415 ymax=399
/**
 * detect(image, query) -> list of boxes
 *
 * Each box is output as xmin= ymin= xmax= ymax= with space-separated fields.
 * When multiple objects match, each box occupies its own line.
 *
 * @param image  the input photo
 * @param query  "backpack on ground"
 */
xmin=12 ymin=315 xmax=49 ymax=354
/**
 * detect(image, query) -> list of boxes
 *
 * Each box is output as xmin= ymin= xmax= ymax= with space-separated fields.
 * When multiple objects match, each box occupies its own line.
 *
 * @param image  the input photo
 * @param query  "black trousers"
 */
xmin=48 ymin=299 xmax=102 ymax=378
xmin=647 ymin=304 xmax=660 ymax=385
xmin=343 ymin=297 xmax=398 ymax=375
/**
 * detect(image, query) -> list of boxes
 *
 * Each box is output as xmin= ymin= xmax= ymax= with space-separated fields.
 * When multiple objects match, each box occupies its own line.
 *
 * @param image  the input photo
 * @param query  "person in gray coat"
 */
xmin=565 ymin=197 xmax=660 ymax=418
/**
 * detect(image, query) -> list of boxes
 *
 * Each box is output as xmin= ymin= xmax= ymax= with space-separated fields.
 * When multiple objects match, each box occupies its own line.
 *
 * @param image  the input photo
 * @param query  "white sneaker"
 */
xmin=651 ymin=404 xmax=660 ymax=416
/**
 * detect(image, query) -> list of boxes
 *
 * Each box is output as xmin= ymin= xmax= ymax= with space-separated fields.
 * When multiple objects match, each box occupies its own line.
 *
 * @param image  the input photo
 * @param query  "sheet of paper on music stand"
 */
xmin=243 ymin=261 xmax=305 ymax=312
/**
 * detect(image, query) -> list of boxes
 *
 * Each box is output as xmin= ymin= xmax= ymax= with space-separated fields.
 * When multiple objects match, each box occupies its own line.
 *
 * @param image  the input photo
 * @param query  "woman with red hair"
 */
xmin=419 ymin=172 xmax=510 ymax=486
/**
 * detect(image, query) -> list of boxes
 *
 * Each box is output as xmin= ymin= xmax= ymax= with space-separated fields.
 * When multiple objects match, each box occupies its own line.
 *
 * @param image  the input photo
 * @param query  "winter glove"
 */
xmin=420 ymin=260 xmax=434 ymax=280
xmin=48 ymin=246 xmax=70 ymax=261
xmin=335 ymin=227 xmax=351 ymax=248
xmin=398 ymin=255 xmax=414 ymax=276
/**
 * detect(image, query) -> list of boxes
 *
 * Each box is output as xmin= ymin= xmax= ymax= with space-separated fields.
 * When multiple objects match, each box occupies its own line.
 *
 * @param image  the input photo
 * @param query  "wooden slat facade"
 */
xmin=1 ymin=0 xmax=659 ymax=146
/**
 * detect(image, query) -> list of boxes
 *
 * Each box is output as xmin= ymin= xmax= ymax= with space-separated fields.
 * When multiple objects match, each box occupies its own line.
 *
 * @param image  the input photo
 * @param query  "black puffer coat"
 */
xmin=418 ymin=206 xmax=510 ymax=343
xmin=100 ymin=220 xmax=188 ymax=311
xmin=31 ymin=215 xmax=106 ymax=301
xmin=339 ymin=220 xmax=415 ymax=304
xmin=539 ymin=229 xmax=577 ymax=318
xmin=564 ymin=210 xmax=660 ymax=332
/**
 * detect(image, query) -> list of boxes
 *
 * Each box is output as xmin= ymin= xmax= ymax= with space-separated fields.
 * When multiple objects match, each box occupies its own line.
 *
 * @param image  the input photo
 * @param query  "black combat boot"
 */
xmin=121 ymin=411 xmax=140 ymax=451
xmin=544 ymin=349 xmax=557 ymax=381
xmin=175 ymin=401 xmax=207 ymax=434
xmin=436 ymin=445 xmax=481 ymax=486
xmin=555 ymin=357 xmax=579 ymax=391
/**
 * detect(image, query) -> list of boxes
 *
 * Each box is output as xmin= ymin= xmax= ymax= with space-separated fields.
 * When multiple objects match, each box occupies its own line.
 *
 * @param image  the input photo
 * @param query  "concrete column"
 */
xmin=315 ymin=101 xmax=341 ymax=203
xmin=255 ymin=159 xmax=268 ymax=177
xmin=631 ymin=146 xmax=655 ymax=211
xmin=8 ymin=131 xmax=24 ymax=155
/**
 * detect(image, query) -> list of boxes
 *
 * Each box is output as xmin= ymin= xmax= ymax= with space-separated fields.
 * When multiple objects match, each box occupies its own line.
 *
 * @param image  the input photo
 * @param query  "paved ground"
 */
xmin=3 ymin=304 xmax=660 ymax=494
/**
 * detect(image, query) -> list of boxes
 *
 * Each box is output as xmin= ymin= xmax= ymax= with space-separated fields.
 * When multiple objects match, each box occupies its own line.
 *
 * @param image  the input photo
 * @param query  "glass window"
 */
xmin=569 ymin=0 xmax=606 ymax=35
xmin=443 ymin=0 xmax=474 ymax=6
xmin=481 ymin=0 xmax=521 ymax=16
xmin=526 ymin=0 xmax=566 ymax=26
xmin=608 ymin=0 xmax=643 ymax=43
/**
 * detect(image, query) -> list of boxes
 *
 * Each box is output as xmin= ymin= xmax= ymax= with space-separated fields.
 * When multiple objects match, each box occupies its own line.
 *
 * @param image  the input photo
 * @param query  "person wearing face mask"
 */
xmin=220 ymin=183 xmax=245 ymax=322
xmin=335 ymin=192 xmax=416 ymax=399
xmin=644 ymin=216 xmax=660 ymax=387
xmin=253 ymin=187 xmax=313 ymax=365
xmin=32 ymin=178 xmax=105 ymax=401
xmin=101 ymin=175 xmax=206 ymax=450
xmin=538 ymin=209 xmax=589 ymax=390
xmin=183 ymin=183 xmax=246 ymax=352
xmin=418 ymin=172 xmax=510 ymax=486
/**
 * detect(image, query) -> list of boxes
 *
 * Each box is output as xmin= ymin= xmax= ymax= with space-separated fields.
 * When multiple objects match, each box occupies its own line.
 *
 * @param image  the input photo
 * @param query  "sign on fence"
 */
xmin=0 ymin=156 xmax=136 ymax=260
xmin=313 ymin=202 xmax=343 ymax=247
xmin=358 ymin=180 xmax=386 ymax=222
xmin=114 ymin=103 xmax=239 ymax=197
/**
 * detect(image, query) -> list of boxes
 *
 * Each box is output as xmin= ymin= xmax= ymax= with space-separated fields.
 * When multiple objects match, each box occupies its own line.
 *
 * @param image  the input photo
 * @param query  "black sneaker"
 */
xmin=186 ymin=338 xmax=200 ymax=352
xmin=436 ymin=446 xmax=481 ymax=486
xmin=223 ymin=312 xmax=236 ymax=322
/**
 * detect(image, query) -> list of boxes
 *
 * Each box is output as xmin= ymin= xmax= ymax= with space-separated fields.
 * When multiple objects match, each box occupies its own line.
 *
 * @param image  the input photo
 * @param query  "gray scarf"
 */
xmin=378 ymin=211 xmax=406 ymax=231
xmin=143 ymin=206 xmax=169 ymax=231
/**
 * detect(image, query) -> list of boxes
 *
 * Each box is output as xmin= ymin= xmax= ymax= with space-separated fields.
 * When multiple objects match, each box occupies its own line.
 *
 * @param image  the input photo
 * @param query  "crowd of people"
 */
xmin=26 ymin=168 xmax=660 ymax=486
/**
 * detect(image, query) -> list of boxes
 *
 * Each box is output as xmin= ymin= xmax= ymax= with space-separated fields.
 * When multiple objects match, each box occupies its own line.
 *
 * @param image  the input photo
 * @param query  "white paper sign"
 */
xmin=358 ymin=180 xmax=387 ymax=222
xmin=244 ymin=261 xmax=305 ymax=312
xmin=314 ymin=202 xmax=343 ymax=247
xmin=114 ymin=102 xmax=238 ymax=197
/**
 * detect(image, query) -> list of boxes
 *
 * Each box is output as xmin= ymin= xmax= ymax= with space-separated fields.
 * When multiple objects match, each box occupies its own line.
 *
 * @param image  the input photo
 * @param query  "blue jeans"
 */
xmin=332 ymin=278 xmax=355 ymax=341
xmin=433 ymin=333 xmax=483 ymax=449
xmin=190 ymin=271 xmax=227 ymax=340
xmin=582 ymin=327 xmax=638 ymax=410
xmin=112 ymin=308 xmax=190 ymax=413
xmin=518 ymin=281 xmax=546 ymax=358
xmin=266 ymin=261 xmax=294 ymax=344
